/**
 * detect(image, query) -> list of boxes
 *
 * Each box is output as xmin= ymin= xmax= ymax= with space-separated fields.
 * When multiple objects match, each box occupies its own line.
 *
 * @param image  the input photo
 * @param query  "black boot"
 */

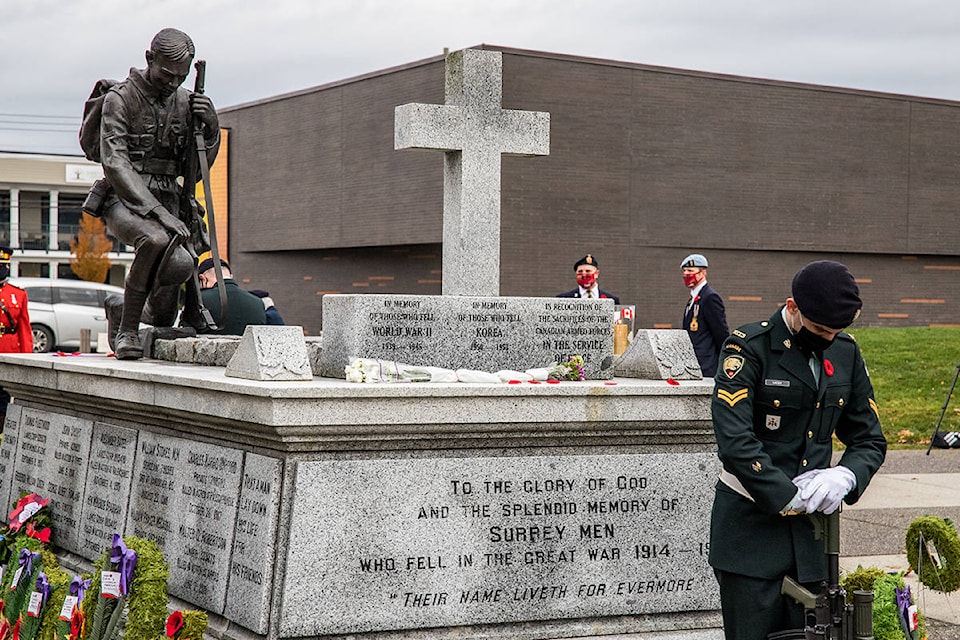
xmin=115 ymin=288 xmax=148 ymax=360
xmin=104 ymin=293 xmax=123 ymax=352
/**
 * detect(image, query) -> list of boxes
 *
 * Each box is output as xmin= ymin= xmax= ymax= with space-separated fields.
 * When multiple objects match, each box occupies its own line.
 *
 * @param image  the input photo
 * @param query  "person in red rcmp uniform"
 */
xmin=0 ymin=247 xmax=32 ymax=420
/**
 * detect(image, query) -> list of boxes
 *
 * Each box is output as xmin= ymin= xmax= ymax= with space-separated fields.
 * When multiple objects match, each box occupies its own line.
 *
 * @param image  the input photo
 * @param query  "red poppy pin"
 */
xmin=824 ymin=359 xmax=834 ymax=376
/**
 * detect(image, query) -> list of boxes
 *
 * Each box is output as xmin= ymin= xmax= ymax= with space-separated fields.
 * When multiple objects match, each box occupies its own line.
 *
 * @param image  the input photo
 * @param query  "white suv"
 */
xmin=8 ymin=277 xmax=125 ymax=353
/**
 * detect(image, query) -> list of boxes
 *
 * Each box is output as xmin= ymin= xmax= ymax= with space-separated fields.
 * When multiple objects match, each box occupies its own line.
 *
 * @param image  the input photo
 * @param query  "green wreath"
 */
xmin=841 ymin=567 xmax=926 ymax=640
xmin=906 ymin=516 xmax=960 ymax=592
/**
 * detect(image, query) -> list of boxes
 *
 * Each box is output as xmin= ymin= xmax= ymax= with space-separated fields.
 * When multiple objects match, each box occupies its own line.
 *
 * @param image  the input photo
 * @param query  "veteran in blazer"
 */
xmin=680 ymin=253 xmax=729 ymax=377
xmin=709 ymin=261 xmax=886 ymax=640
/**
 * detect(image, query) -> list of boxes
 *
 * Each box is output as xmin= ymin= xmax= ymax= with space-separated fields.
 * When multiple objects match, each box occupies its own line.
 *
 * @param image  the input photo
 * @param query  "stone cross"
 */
xmin=395 ymin=48 xmax=550 ymax=296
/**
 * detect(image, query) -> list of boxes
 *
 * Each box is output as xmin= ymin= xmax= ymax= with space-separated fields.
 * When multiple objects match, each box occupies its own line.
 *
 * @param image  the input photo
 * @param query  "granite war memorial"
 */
xmin=0 ymin=47 xmax=722 ymax=640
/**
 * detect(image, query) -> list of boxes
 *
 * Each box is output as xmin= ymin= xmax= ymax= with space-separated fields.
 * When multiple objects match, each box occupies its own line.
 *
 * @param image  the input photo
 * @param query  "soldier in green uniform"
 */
xmin=709 ymin=260 xmax=887 ymax=640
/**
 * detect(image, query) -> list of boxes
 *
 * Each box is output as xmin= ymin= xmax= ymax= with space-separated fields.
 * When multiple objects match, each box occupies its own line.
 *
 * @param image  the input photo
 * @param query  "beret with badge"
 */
xmin=574 ymin=254 xmax=599 ymax=270
xmin=792 ymin=260 xmax=862 ymax=329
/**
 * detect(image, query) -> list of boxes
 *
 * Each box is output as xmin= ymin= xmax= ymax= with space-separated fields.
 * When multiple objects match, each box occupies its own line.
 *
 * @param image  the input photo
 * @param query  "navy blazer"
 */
xmin=557 ymin=288 xmax=621 ymax=305
xmin=683 ymin=283 xmax=728 ymax=377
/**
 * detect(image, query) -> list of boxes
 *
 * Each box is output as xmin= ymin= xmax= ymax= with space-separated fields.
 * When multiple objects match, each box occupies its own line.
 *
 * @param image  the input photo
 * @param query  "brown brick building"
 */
xmin=218 ymin=45 xmax=960 ymax=337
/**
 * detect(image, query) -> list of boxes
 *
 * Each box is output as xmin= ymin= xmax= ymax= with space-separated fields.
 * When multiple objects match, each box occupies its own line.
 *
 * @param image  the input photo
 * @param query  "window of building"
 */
xmin=58 ymin=193 xmax=85 ymax=251
xmin=19 ymin=191 xmax=49 ymax=250
xmin=0 ymin=190 xmax=9 ymax=246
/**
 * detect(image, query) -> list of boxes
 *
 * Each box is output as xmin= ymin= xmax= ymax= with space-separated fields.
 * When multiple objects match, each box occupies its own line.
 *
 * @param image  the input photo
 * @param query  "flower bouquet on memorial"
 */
xmin=547 ymin=355 xmax=586 ymax=381
xmin=344 ymin=357 xmax=457 ymax=383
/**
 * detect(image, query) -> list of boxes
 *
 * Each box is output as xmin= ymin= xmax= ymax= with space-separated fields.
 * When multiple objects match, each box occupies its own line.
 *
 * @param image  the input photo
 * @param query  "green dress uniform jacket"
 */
xmin=199 ymin=279 xmax=267 ymax=336
xmin=709 ymin=309 xmax=886 ymax=584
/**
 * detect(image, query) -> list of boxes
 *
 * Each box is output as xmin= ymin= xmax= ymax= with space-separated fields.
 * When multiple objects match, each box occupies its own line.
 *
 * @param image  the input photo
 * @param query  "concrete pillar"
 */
xmin=9 ymin=188 xmax=19 ymax=250
xmin=49 ymin=190 xmax=59 ymax=252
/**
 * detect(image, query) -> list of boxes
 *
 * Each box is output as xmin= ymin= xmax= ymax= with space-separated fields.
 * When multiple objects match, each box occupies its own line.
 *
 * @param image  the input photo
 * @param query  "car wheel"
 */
xmin=32 ymin=325 xmax=54 ymax=353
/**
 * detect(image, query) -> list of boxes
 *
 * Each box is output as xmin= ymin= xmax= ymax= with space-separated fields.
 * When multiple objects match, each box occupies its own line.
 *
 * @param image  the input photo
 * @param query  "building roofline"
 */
xmin=480 ymin=43 xmax=960 ymax=106
xmin=220 ymin=50 xmax=448 ymax=113
xmin=221 ymin=43 xmax=960 ymax=113
xmin=0 ymin=150 xmax=92 ymax=163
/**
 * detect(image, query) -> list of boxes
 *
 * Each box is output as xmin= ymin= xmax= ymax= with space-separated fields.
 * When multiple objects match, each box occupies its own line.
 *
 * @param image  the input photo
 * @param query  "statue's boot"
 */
xmin=104 ymin=293 xmax=124 ymax=352
xmin=115 ymin=288 xmax=148 ymax=360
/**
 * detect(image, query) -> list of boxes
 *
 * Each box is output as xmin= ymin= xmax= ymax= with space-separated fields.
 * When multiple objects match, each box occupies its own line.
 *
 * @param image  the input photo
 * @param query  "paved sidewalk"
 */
xmin=841 ymin=448 xmax=960 ymax=637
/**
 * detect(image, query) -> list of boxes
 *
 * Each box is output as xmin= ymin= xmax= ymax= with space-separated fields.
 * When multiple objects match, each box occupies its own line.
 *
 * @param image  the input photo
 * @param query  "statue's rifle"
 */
xmin=191 ymin=59 xmax=228 ymax=328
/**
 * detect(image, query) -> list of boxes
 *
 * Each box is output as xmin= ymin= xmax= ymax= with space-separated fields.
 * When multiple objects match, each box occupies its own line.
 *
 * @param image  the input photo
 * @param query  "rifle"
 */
xmin=780 ymin=511 xmax=874 ymax=640
xmin=178 ymin=60 xmax=223 ymax=331
xmin=191 ymin=60 xmax=229 ymax=329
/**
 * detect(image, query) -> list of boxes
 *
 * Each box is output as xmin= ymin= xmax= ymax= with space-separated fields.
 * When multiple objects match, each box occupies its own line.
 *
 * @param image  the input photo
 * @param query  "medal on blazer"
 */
xmin=689 ymin=296 xmax=701 ymax=332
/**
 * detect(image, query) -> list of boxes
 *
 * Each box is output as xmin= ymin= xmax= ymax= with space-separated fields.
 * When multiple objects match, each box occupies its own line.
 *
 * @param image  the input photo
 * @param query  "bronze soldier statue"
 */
xmin=81 ymin=28 xmax=219 ymax=359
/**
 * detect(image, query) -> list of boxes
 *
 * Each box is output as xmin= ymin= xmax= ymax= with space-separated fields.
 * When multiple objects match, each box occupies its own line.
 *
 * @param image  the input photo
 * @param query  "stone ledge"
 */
xmin=152 ymin=334 xmax=324 ymax=373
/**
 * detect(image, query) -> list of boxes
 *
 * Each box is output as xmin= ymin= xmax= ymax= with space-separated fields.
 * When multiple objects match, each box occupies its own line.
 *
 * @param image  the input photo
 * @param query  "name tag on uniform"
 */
xmin=765 ymin=379 xmax=790 ymax=387
xmin=765 ymin=415 xmax=781 ymax=430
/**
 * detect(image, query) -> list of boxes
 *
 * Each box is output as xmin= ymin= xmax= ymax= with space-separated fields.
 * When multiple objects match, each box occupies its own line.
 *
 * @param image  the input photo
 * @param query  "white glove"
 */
xmin=781 ymin=469 xmax=823 ymax=515
xmin=797 ymin=466 xmax=856 ymax=514
xmin=780 ymin=490 xmax=806 ymax=515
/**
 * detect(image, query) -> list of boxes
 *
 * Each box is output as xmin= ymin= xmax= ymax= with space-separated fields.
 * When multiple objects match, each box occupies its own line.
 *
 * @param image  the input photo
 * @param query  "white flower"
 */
xmin=344 ymin=359 xmax=368 ymax=383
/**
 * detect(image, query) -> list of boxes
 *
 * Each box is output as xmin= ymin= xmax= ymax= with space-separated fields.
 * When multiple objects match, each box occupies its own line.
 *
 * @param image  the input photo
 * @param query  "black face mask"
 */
xmin=794 ymin=326 xmax=834 ymax=357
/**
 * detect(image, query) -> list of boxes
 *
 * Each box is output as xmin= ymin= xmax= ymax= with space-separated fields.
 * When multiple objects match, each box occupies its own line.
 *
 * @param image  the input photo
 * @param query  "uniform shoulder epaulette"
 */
xmin=3 ymin=283 xmax=25 ymax=292
xmin=729 ymin=320 xmax=772 ymax=341
xmin=720 ymin=320 xmax=770 ymax=353
xmin=835 ymin=331 xmax=856 ymax=344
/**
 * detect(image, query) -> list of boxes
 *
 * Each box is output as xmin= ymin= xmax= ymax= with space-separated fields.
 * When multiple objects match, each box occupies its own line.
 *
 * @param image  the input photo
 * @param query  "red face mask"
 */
xmin=577 ymin=274 xmax=596 ymax=288
xmin=682 ymin=272 xmax=701 ymax=288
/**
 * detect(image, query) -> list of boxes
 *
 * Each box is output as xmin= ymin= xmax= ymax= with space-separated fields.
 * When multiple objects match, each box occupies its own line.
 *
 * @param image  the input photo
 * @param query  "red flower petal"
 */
xmin=546 ymin=379 xmax=560 ymax=384
xmin=166 ymin=611 xmax=185 ymax=638
xmin=666 ymin=379 xmax=680 ymax=386
xmin=824 ymin=359 xmax=834 ymax=376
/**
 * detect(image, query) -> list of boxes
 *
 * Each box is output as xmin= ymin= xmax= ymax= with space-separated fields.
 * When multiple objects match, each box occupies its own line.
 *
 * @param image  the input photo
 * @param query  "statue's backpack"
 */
xmin=78 ymin=79 xmax=118 ymax=163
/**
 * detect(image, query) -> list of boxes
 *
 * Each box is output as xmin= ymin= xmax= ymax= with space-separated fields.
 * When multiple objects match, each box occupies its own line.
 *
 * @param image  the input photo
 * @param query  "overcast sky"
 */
xmin=4 ymin=0 xmax=960 ymax=155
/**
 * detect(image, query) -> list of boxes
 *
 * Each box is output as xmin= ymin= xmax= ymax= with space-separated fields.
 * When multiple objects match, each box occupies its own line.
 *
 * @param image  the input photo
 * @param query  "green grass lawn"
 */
xmin=849 ymin=326 xmax=960 ymax=447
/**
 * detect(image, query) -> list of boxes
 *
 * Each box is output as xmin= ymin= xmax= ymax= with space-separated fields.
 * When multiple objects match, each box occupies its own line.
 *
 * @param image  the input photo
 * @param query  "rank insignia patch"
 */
xmin=869 ymin=398 xmax=879 ymax=419
xmin=722 ymin=355 xmax=744 ymax=379
xmin=733 ymin=329 xmax=747 ymax=338
xmin=717 ymin=388 xmax=748 ymax=408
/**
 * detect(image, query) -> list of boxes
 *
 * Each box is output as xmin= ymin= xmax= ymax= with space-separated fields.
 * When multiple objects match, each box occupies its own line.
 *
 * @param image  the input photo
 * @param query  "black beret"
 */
xmin=574 ymin=254 xmax=599 ymax=270
xmin=197 ymin=258 xmax=230 ymax=274
xmin=791 ymin=260 xmax=862 ymax=329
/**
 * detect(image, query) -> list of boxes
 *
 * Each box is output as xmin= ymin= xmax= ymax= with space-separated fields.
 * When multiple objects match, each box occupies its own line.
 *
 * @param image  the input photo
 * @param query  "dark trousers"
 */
xmin=715 ymin=569 xmax=819 ymax=640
